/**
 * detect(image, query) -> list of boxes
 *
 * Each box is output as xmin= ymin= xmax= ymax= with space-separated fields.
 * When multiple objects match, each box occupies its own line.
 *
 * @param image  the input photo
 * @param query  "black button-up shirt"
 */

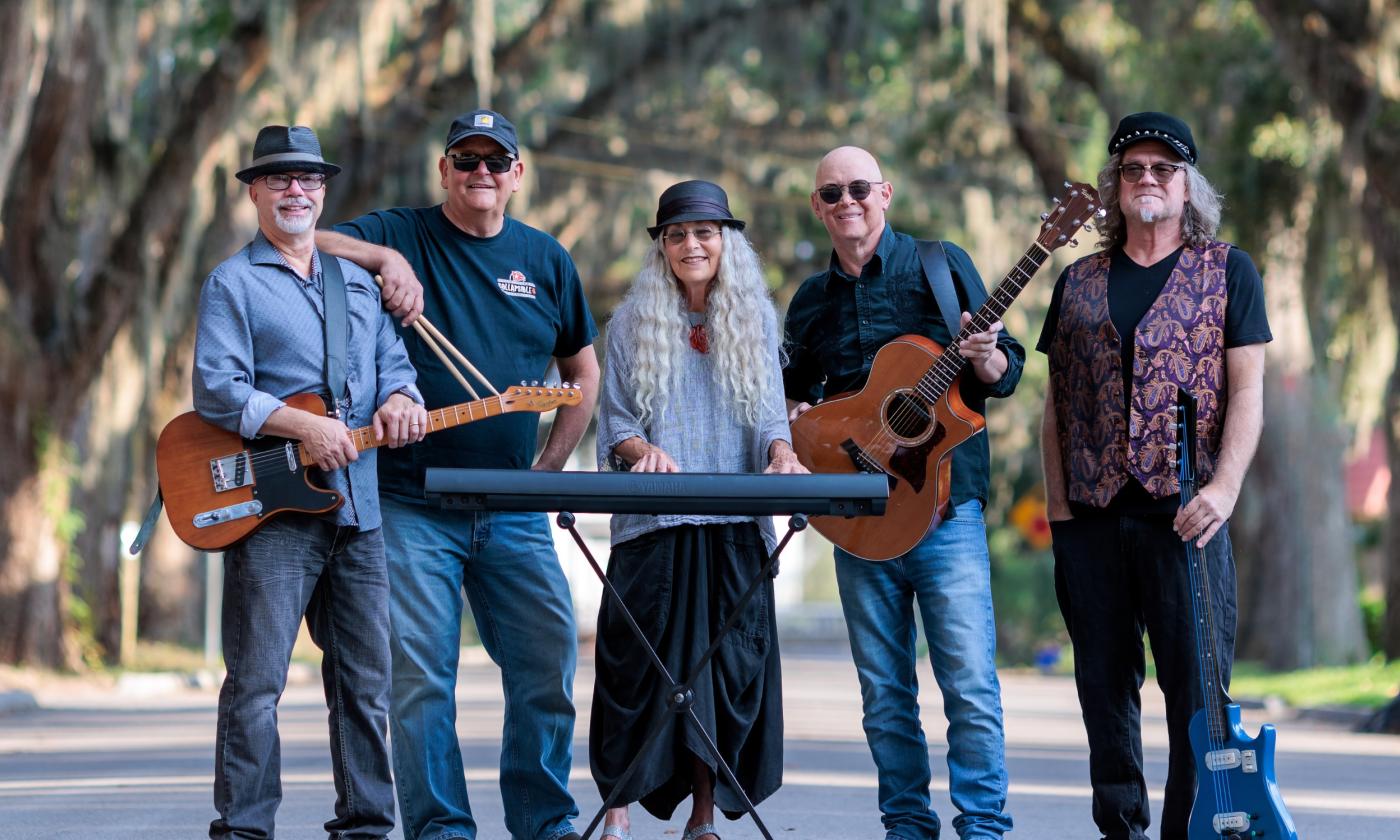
xmin=783 ymin=224 xmax=1025 ymax=507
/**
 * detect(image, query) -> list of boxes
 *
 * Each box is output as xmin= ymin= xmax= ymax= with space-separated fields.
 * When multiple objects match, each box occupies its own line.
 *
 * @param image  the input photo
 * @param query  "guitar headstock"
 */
xmin=500 ymin=382 xmax=584 ymax=413
xmin=1036 ymin=181 xmax=1105 ymax=254
xmin=1175 ymin=387 xmax=1198 ymax=485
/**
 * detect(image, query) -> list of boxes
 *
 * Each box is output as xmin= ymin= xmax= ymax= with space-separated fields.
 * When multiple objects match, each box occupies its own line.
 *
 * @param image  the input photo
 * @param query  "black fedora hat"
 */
xmin=236 ymin=125 xmax=342 ymax=184
xmin=647 ymin=180 xmax=746 ymax=239
xmin=1108 ymin=111 xmax=1198 ymax=165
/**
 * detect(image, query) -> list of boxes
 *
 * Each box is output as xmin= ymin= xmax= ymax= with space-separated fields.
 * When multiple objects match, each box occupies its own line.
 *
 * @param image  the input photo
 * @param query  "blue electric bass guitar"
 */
xmin=1178 ymin=390 xmax=1298 ymax=839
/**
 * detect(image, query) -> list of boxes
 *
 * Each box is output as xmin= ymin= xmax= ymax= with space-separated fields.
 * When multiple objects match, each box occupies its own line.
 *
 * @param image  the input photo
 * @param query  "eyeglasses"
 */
xmin=448 ymin=153 xmax=516 ymax=173
xmin=260 ymin=172 xmax=326 ymax=190
xmin=1118 ymin=162 xmax=1185 ymax=183
xmin=661 ymin=226 xmax=721 ymax=246
xmin=815 ymin=180 xmax=884 ymax=205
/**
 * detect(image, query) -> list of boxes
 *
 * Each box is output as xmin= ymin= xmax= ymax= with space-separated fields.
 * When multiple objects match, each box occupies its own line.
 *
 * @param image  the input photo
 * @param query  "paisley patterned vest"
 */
xmin=1049 ymin=243 xmax=1230 ymax=507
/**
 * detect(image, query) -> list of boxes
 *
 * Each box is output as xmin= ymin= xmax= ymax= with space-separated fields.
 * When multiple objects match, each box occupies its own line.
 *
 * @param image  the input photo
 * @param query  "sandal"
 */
xmin=600 ymin=826 xmax=634 ymax=840
xmin=682 ymin=824 xmax=720 ymax=840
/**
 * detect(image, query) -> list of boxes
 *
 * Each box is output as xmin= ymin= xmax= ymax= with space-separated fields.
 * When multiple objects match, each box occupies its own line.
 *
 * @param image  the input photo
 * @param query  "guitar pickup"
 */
xmin=1205 ymin=747 xmax=1242 ymax=771
xmin=210 ymin=452 xmax=255 ymax=492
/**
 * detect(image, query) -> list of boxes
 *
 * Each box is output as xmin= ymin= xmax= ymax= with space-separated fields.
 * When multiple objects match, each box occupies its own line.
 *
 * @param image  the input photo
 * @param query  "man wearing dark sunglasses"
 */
xmin=316 ymin=108 xmax=599 ymax=840
xmin=1039 ymin=111 xmax=1270 ymax=840
xmin=783 ymin=146 xmax=1022 ymax=840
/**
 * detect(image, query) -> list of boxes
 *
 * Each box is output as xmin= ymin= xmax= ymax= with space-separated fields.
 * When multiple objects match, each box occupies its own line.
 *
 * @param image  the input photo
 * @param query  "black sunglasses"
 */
xmin=815 ymin=180 xmax=883 ymax=205
xmin=1118 ymin=162 xmax=1185 ymax=183
xmin=448 ymin=153 xmax=516 ymax=174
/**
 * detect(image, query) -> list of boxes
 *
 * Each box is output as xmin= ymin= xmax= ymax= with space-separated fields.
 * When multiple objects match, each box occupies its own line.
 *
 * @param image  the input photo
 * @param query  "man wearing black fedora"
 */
xmin=1039 ymin=111 xmax=1271 ymax=839
xmin=318 ymin=109 xmax=599 ymax=840
xmin=194 ymin=124 xmax=427 ymax=839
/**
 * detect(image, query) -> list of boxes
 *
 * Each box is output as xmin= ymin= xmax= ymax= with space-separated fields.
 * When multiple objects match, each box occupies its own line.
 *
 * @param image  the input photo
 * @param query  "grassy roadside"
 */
xmin=1229 ymin=658 xmax=1400 ymax=709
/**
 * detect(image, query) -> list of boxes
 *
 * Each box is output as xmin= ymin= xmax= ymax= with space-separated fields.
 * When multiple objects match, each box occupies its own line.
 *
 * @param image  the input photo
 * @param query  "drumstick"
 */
xmin=374 ymin=275 xmax=480 ymax=401
xmin=416 ymin=315 xmax=500 ymax=396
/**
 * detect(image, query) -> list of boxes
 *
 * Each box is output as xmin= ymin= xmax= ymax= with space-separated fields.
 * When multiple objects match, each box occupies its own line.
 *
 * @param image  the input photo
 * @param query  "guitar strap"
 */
xmin=915 ymin=239 xmax=964 ymax=342
xmin=128 ymin=250 xmax=351 ymax=556
xmin=320 ymin=250 xmax=349 ymax=417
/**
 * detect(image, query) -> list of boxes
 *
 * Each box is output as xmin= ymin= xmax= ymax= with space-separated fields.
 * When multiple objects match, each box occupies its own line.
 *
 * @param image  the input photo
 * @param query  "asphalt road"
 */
xmin=1 ymin=646 xmax=1397 ymax=839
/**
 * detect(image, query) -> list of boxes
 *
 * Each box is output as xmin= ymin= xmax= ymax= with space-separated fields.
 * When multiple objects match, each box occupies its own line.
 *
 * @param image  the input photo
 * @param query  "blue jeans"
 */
xmin=211 ymin=516 xmax=395 ymax=840
xmin=835 ymin=500 xmax=1012 ymax=840
xmin=381 ymin=496 xmax=579 ymax=840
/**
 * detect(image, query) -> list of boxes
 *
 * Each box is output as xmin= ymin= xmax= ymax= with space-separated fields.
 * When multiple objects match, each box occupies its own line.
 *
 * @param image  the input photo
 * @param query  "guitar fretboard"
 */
xmin=914 ymin=243 xmax=1051 ymax=401
xmin=298 ymin=394 xmax=508 ymax=465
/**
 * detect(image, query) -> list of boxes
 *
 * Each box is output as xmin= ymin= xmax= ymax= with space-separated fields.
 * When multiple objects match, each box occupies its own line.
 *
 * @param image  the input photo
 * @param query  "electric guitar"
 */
xmin=155 ymin=384 xmax=582 ymax=551
xmin=790 ymin=181 xmax=1103 ymax=560
xmin=1178 ymin=389 xmax=1298 ymax=839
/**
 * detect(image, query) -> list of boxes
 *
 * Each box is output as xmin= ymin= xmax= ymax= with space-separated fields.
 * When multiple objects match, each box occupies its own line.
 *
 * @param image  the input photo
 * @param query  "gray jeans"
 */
xmin=210 ymin=515 xmax=395 ymax=840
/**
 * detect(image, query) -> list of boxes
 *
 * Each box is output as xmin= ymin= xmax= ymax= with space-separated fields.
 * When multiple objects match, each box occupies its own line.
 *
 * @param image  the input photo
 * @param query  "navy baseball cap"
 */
xmin=444 ymin=109 xmax=519 ymax=157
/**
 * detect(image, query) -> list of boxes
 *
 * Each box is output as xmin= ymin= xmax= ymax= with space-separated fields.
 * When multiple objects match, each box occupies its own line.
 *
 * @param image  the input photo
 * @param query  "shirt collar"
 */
xmin=249 ymin=229 xmax=322 ymax=286
xmin=824 ymin=222 xmax=895 ymax=287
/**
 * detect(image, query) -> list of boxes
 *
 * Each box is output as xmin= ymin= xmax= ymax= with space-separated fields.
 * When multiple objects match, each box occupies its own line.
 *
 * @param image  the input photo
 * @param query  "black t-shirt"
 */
xmin=1036 ymin=245 xmax=1271 ymax=515
xmin=335 ymin=207 xmax=597 ymax=499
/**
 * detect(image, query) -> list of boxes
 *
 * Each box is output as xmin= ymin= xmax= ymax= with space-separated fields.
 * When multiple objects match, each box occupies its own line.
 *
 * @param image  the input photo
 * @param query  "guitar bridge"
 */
xmin=210 ymin=452 xmax=255 ymax=492
xmin=841 ymin=439 xmax=897 ymax=490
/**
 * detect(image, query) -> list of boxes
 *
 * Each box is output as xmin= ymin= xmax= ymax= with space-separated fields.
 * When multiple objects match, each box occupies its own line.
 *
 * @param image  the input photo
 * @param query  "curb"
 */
xmin=0 ymin=690 xmax=38 ymax=716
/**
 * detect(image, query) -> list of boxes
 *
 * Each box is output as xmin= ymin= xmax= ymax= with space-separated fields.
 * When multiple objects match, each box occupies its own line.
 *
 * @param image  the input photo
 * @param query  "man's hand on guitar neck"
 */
xmin=957 ymin=312 xmax=1008 ymax=384
xmin=787 ymin=399 xmax=813 ymax=423
xmin=261 ymin=406 xmax=358 ymax=471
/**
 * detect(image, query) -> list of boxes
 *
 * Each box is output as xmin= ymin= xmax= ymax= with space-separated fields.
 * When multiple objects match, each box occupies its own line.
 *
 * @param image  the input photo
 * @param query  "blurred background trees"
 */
xmin=1 ymin=0 xmax=1395 ymax=692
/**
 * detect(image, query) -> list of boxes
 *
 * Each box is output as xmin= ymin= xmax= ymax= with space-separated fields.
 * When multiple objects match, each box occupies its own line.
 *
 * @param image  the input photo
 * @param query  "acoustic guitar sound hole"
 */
xmin=885 ymin=390 xmax=932 ymax=439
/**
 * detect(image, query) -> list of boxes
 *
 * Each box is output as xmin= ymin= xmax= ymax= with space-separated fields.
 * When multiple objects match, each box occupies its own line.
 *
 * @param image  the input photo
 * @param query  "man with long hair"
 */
xmin=1039 ymin=111 xmax=1271 ymax=839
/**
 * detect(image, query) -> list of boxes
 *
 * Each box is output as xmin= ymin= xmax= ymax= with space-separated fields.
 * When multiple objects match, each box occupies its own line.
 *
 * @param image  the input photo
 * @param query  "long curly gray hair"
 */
xmin=1094 ymin=151 xmax=1223 ymax=249
xmin=617 ymin=225 xmax=781 ymax=428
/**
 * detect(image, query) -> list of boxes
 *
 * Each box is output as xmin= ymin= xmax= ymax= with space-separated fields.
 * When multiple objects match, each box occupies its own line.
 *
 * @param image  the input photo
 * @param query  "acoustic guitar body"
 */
xmin=790 ymin=335 xmax=984 ymax=561
xmin=155 ymin=393 xmax=340 ymax=551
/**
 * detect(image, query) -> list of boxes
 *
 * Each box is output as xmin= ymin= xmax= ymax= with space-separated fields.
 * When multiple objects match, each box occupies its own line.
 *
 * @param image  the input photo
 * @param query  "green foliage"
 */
xmin=1230 ymin=657 xmax=1400 ymax=709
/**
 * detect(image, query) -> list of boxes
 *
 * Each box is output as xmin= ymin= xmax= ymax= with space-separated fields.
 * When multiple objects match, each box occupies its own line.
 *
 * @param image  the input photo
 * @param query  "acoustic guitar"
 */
xmin=791 ymin=181 xmax=1102 ymax=560
xmin=1178 ymin=389 xmax=1298 ymax=839
xmin=156 ymin=384 xmax=581 ymax=551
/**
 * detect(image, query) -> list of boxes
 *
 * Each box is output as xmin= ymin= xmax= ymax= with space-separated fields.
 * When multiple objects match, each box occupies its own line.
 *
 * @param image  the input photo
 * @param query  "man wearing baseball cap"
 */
xmin=198 ymin=124 xmax=427 ymax=839
xmin=1038 ymin=112 xmax=1272 ymax=839
xmin=318 ymin=109 xmax=599 ymax=840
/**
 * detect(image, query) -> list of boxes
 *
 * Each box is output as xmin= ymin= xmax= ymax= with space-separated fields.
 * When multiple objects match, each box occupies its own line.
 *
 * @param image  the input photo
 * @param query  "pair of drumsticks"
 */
xmin=374 ymin=275 xmax=496 ymax=399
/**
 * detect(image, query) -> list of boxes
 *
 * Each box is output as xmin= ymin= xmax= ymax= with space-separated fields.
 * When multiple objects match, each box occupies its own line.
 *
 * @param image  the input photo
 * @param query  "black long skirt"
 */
xmin=589 ymin=521 xmax=783 ymax=820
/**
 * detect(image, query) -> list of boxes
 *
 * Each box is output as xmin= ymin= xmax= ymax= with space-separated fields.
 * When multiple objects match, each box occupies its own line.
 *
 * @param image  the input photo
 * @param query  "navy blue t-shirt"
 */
xmin=335 ymin=207 xmax=597 ymax=499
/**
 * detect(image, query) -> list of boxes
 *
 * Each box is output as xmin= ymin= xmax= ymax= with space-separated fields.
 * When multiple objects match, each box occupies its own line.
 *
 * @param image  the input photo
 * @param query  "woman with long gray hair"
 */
xmin=591 ymin=180 xmax=805 ymax=840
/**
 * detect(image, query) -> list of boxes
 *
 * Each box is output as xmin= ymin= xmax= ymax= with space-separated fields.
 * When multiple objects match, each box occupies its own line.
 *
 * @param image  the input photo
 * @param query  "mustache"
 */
xmin=276 ymin=198 xmax=313 ymax=210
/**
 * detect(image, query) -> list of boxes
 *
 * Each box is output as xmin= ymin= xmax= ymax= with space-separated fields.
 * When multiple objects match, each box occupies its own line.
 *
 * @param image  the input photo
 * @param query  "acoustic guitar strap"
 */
xmin=129 ymin=250 xmax=350 ymax=556
xmin=915 ymin=239 xmax=963 ymax=342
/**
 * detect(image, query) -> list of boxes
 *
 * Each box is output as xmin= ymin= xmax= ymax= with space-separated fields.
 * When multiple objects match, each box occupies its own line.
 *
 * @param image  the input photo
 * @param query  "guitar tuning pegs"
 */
xmin=1058 ymin=234 xmax=1067 ymax=242
xmin=1084 ymin=223 xmax=1095 ymax=232
xmin=520 ymin=380 xmax=527 ymax=385
xmin=1063 ymin=180 xmax=1071 ymax=188
xmin=1052 ymin=196 xmax=1061 ymax=205
xmin=1070 ymin=238 xmax=1079 ymax=247
xmin=531 ymin=380 xmax=539 ymax=386
xmin=1040 ymin=212 xmax=1049 ymax=221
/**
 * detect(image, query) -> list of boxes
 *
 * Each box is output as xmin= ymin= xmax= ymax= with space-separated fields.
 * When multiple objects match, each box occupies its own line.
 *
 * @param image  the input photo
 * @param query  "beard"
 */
xmin=274 ymin=199 xmax=316 ymax=234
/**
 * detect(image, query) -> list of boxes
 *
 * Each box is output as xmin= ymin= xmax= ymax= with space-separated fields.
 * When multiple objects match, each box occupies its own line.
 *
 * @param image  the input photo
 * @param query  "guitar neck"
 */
xmin=922 ymin=242 xmax=1051 ymax=393
xmin=297 ymin=395 xmax=509 ymax=464
xmin=1181 ymin=470 xmax=1234 ymax=735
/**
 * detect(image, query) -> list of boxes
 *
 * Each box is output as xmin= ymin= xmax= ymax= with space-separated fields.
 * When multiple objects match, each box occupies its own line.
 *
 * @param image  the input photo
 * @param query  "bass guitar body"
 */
xmin=790 ymin=335 xmax=984 ymax=561
xmin=156 ymin=393 xmax=340 ymax=551
xmin=1187 ymin=703 xmax=1298 ymax=839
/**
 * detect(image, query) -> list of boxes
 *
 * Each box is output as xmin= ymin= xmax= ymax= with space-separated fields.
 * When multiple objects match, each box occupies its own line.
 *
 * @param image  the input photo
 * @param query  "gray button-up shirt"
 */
xmin=193 ymin=230 xmax=421 ymax=530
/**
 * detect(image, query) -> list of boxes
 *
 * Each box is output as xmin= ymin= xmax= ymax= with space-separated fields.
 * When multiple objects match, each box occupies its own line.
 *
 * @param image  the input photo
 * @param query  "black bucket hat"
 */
xmin=647 ymin=180 xmax=746 ymax=239
xmin=235 ymin=125 xmax=341 ymax=184
xmin=444 ymin=109 xmax=519 ymax=156
xmin=1108 ymin=111 xmax=1198 ymax=165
